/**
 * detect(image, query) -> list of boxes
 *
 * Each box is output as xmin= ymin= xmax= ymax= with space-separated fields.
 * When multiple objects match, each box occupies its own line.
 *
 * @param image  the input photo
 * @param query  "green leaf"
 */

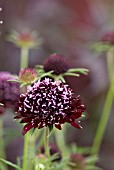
xmin=59 ymin=76 xmax=66 ymax=83
xmin=45 ymin=153 xmax=60 ymax=163
xmin=7 ymin=79 xmax=20 ymax=83
xmin=62 ymin=72 xmax=80 ymax=77
xmin=35 ymin=65 xmax=43 ymax=69
xmin=20 ymin=82 xmax=27 ymax=87
xmin=33 ymin=71 xmax=54 ymax=83
xmin=0 ymin=158 xmax=22 ymax=170
xmin=39 ymin=71 xmax=53 ymax=78
xmin=67 ymin=68 xmax=89 ymax=74
xmin=76 ymin=146 xmax=91 ymax=154
xmin=89 ymin=42 xmax=110 ymax=53
xmin=85 ymin=165 xmax=102 ymax=170
xmin=85 ymin=155 xmax=99 ymax=164
xmin=10 ymin=75 xmax=19 ymax=79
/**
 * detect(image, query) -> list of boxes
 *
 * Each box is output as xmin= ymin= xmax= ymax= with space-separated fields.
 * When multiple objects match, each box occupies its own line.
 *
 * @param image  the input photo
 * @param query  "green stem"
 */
xmin=54 ymin=126 xmax=67 ymax=155
xmin=107 ymin=48 xmax=114 ymax=82
xmin=0 ymin=116 xmax=8 ymax=170
xmin=91 ymin=85 xmax=113 ymax=154
xmin=91 ymin=48 xmax=114 ymax=155
xmin=19 ymin=47 xmax=29 ymax=170
xmin=44 ymin=128 xmax=50 ymax=157
xmin=20 ymin=48 xmax=29 ymax=70
xmin=22 ymin=133 xmax=29 ymax=170
xmin=0 ymin=116 xmax=5 ymax=158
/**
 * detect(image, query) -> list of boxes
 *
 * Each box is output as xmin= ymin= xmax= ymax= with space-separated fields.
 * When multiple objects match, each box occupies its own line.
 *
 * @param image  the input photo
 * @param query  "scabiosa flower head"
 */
xmin=100 ymin=31 xmax=114 ymax=45
xmin=43 ymin=53 xmax=69 ymax=75
xmin=7 ymin=30 xmax=43 ymax=48
xmin=69 ymin=154 xmax=86 ymax=170
xmin=19 ymin=68 xmax=38 ymax=84
xmin=15 ymin=78 xmax=85 ymax=135
xmin=0 ymin=71 xmax=20 ymax=115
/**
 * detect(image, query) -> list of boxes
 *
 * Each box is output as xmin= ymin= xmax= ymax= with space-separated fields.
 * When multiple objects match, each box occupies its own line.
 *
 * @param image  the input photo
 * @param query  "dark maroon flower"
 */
xmin=40 ymin=143 xmax=62 ymax=161
xmin=15 ymin=78 xmax=85 ymax=135
xmin=101 ymin=31 xmax=114 ymax=45
xmin=0 ymin=71 xmax=20 ymax=115
xmin=69 ymin=154 xmax=86 ymax=170
xmin=43 ymin=53 xmax=69 ymax=75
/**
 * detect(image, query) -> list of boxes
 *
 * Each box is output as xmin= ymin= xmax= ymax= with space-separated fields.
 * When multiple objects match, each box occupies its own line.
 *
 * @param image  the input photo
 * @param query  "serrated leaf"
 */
xmin=0 ymin=158 xmax=21 ymax=170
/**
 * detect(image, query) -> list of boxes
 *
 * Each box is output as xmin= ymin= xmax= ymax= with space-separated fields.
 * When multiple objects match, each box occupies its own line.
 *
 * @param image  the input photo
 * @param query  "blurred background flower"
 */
xmin=0 ymin=71 xmax=20 ymax=114
xmin=0 ymin=0 xmax=114 ymax=169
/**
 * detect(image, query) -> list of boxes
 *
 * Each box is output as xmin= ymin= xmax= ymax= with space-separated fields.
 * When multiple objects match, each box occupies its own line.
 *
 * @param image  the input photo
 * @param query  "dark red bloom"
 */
xmin=101 ymin=31 xmax=114 ymax=45
xmin=15 ymin=78 xmax=85 ymax=135
xmin=0 ymin=71 xmax=20 ymax=115
xmin=43 ymin=53 xmax=69 ymax=75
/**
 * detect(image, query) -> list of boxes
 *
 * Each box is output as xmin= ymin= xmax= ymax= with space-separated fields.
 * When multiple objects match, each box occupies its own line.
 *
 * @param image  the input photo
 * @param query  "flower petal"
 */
xmin=70 ymin=122 xmax=82 ymax=129
xmin=22 ymin=122 xmax=35 ymax=135
xmin=20 ymin=117 xmax=31 ymax=123
xmin=55 ymin=123 xmax=62 ymax=130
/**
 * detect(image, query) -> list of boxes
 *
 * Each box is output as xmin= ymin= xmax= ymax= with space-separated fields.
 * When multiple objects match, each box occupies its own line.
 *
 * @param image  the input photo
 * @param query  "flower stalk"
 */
xmin=44 ymin=128 xmax=50 ymax=158
xmin=0 ymin=116 xmax=8 ymax=170
xmin=91 ymin=47 xmax=114 ymax=154
xmin=20 ymin=47 xmax=29 ymax=170
xmin=55 ymin=127 xmax=67 ymax=155
xmin=20 ymin=48 xmax=29 ymax=70
xmin=22 ymin=133 xmax=29 ymax=170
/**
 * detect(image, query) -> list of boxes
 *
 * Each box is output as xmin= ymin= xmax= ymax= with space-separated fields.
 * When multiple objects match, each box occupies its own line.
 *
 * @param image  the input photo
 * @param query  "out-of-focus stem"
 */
xmin=91 ymin=48 xmax=114 ymax=155
xmin=55 ymin=127 xmax=67 ymax=155
xmin=20 ymin=48 xmax=29 ymax=70
xmin=91 ymin=84 xmax=113 ymax=154
xmin=22 ymin=133 xmax=29 ymax=170
xmin=20 ymin=47 xmax=29 ymax=170
xmin=44 ymin=128 xmax=50 ymax=157
xmin=0 ymin=116 xmax=8 ymax=170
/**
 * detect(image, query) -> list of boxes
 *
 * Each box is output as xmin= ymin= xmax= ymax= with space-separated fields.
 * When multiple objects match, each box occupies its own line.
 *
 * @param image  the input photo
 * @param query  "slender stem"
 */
xmin=22 ymin=133 xmax=29 ymax=170
xmin=20 ymin=48 xmax=29 ymax=70
xmin=0 ymin=116 xmax=5 ymax=158
xmin=19 ymin=47 xmax=29 ymax=170
xmin=54 ymin=126 xmax=67 ymax=155
xmin=44 ymin=128 xmax=50 ymax=157
xmin=91 ymin=48 xmax=114 ymax=155
xmin=91 ymin=85 xmax=113 ymax=154
xmin=54 ymin=76 xmax=67 ymax=154
xmin=0 ymin=116 xmax=8 ymax=170
xmin=107 ymin=48 xmax=114 ymax=82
